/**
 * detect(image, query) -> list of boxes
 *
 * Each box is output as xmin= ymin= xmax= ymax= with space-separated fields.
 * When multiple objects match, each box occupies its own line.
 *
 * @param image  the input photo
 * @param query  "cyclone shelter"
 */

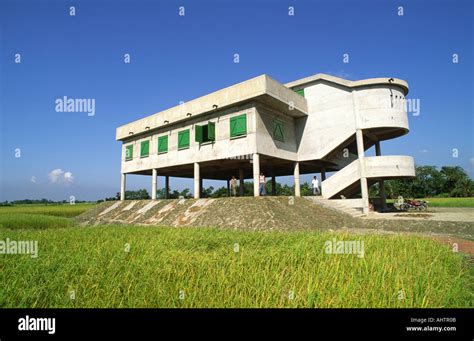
xmin=116 ymin=73 xmax=415 ymax=215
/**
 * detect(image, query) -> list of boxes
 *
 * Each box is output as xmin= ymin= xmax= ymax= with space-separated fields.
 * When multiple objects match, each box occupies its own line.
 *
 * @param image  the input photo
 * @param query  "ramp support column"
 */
xmin=253 ymin=153 xmax=260 ymax=197
xmin=294 ymin=162 xmax=301 ymax=197
xmin=375 ymin=141 xmax=387 ymax=211
xmin=356 ymin=129 xmax=369 ymax=214
xmin=194 ymin=162 xmax=200 ymax=199
xmin=271 ymin=176 xmax=276 ymax=196
xmin=151 ymin=169 xmax=157 ymax=200
xmin=120 ymin=173 xmax=126 ymax=201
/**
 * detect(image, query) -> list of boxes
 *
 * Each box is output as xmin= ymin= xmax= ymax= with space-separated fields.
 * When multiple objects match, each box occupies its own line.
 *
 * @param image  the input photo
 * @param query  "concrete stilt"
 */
xmin=356 ymin=129 xmax=369 ymax=214
xmin=294 ymin=162 xmax=301 ymax=197
xmin=194 ymin=162 xmax=200 ymax=199
xmin=271 ymin=176 xmax=276 ymax=196
xmin=151 ymin=169 xmax=157 ymax=200
xmin=239 ymin=168 xmax=244 ymax=196
xmin=165 ymin=176 xmax=170 ymax=199
xmin=375 ymin=141 xmax=387 ymax=211
xmin=253 ymin=153 xmax=260 ymax=197
xmin=120 ymin=173 xmax=126 ymax=201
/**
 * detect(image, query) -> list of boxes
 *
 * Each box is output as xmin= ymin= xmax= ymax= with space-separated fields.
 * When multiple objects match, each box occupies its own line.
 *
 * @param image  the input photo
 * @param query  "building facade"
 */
xmin=116 ymin=73 xmax=415 ymax=214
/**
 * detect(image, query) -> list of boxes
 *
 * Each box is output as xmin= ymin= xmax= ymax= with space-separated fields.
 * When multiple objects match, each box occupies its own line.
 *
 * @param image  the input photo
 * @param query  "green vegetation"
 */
xmin=0 ymin=213 xmax=74 ymax=230
xmin=0 ymin=203 xmax=95 ymax=217
xmin=383 ymin=166 xmax=473 ymax=198
xmin=0 ymin=203 xmax=472 ymax=308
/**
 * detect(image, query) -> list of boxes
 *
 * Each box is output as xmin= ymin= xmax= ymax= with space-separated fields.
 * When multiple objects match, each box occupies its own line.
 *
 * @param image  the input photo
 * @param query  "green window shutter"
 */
xmin=230 ymin=114 xmax=247 ymax=137
xmin=273 ymin=119 xmax=284 ymax=141
xmin=230 ymin=117 xmax=238 ymax=137
xmin=140 ymin=140 xmax=149 ymax=157
xmin=158 ymin=135 xmax=168 ymax=154
xmin=195 ymin=125 xmax=203 ymax=143
xmin=295 ymin=89 xmax=305 ymax=97
xmin=178 ymin=129 xmax=190 ymax=149
xmin=208 ymin=121 xmax=215 ymax=141
xmin=125 ymin=145 xmax=133 ymax=161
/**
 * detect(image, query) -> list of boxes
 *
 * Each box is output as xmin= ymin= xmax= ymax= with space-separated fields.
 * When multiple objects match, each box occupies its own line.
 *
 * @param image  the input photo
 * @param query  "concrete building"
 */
xmin=116 ymin=73 xmax=415 ymax=215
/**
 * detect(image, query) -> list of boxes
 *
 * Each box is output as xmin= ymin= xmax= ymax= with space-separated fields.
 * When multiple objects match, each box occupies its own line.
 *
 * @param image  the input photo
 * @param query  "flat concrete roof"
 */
xmin=286 ymin=73 xmax=409 ymax=95
xmin=116 ymin=74 xmax=308 ymax=141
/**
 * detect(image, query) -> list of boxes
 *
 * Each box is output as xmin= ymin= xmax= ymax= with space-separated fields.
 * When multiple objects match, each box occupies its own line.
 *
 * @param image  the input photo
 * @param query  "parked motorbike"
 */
xmin=395 ymin=198 xmax=428 ymax=211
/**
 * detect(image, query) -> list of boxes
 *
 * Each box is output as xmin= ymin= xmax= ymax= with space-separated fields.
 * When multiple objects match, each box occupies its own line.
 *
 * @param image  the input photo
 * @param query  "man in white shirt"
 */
xmin=312 ymin=176 xmax=320 ymax=195
xmin=259 ymin=173 xmax=266 ymax=196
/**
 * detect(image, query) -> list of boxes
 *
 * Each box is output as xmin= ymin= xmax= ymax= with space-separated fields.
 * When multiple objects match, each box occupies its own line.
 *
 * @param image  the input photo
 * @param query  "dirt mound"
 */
xmin=76 ymin=197 xmax=355 ymax=231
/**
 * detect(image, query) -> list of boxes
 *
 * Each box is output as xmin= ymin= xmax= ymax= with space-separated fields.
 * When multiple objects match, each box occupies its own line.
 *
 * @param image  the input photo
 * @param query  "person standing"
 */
xmin=312 ymin=175 xmax=320 ymax=195
xmin=230 ymin=175 xmax=237 ymax=197
xmin=259 ymin=172 xmax=266 ymax=196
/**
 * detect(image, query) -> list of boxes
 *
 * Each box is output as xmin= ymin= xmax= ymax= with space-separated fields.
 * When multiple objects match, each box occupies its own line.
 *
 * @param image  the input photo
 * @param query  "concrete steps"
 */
xmin=305 ymin=196 xmax=365 ymax=218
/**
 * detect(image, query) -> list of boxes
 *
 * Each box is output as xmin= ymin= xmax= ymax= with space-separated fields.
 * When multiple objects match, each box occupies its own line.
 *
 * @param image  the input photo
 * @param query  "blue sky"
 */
xmin=0 ymin=0 xmax=473 ymax=201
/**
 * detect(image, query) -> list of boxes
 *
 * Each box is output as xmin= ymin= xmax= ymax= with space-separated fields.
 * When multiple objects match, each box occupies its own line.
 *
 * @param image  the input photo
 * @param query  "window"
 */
xmin=178 ymin=129 xmax=190 ymax=149
xmin=230 ymin=114 xmax=247 ymax=138
xmin=295 ymin=88 xmax=304 ymax=97
xmin=158 ymin=135 xmax=168 ymax=154
xmin=125 ymin=145 xmax=133 ymax=161
xmin=273 ymin=119 xmax=284 ymax=142
xmin=195 ymin=121 xmax=215 ymax=143
xmin=140 ymin=140 xmax=149 ymax=158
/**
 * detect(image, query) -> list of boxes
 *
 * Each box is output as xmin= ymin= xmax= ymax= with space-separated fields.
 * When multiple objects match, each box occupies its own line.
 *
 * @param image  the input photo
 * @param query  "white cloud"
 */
xmin=30 ymin=176 xmax=36 ymax=183
xmin=48 ymin=169 xmax=74 ymax=184
xmin=470 ymin=157 xmax=474 ymax=167
xmin=419 ymin=149 xmax=430 ymax=153
xmin=64 ymin=171 xmax=74 ymax=183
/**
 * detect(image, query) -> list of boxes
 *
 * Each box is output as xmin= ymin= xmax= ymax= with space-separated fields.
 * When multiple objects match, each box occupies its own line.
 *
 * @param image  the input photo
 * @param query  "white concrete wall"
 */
xmin=121 ymin=106 xmax=258 ymax=173
xmin=295 ymin=82 xmax=356 ymax=161
xmin=255 ymin=105 xmax=298 ymax=160
xmin=355 ymin=86 xmax=409 ymax=131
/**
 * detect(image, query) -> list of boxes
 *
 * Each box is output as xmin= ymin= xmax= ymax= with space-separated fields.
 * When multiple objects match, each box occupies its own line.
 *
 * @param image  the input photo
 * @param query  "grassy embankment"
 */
xmin=0 ymin=202 xmax=472 ymax=308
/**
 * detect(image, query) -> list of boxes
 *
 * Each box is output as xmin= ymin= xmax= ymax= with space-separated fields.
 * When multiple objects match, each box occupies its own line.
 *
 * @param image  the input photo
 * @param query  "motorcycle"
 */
xmin=396 ymin=198 xmax=428 ymax=211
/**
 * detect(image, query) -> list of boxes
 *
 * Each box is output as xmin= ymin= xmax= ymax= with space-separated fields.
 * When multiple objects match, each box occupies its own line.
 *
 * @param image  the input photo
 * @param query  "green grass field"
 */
xmin=0 ymin=203 xmax=472 ymax=308
xmin=0 ymin=203 xmax=95 ymax=217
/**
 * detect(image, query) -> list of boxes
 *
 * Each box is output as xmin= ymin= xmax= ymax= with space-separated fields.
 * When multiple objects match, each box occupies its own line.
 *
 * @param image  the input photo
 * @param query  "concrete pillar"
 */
xmin=356 ymin=129 xmax=369 ymax=214
xmin=271 ymin=176 xmax=276 ymax=196
xmin=375 ymin=141 xmax=387 ymax=210
xmin=165 ymin=176 xmax=170 ymax=199
xmin=151 ymin=169 xmax=157 ymax=200
xmin=253 ymin=153 xmax=260 ymax=197
xmin=227 ymin=180 xmax=231 ymax=197
xmin=294 ymin=162 xmax=301 ymax=197
xmin=194 ymin=162 xmax=200 ymax=199
xmin=239 ymin=168 xmax=244 ymax=196
xmin=120 ymin=173 xmax=126 ymax=201
xmin=375 ymin=141 xmax=381 ymax=156
xmin=321 ymin=168 xmax=326 ymax=181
